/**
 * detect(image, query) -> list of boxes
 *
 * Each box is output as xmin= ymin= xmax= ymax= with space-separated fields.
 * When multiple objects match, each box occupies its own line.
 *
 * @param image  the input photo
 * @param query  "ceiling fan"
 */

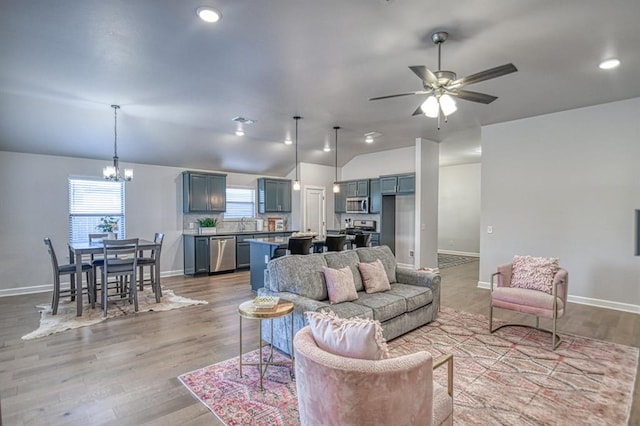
xmin=370 ymin=31 xmax=517 ymax=126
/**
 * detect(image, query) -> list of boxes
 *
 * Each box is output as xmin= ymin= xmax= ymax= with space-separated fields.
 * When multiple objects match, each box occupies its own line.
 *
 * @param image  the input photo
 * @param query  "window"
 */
xmin=68 ymin=177 xmax=125 ymax=242
xmin=224 ymin=187 xmax=255 ymax=219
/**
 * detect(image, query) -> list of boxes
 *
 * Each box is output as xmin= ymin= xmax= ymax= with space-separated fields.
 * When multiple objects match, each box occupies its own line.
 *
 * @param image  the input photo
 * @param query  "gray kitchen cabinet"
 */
xmin=397 ymin=174 xmax=415 ymax=194
xmin=184 ymin=235 xmax=209 ymax=275
xmin=258 ymin=178 xmax=292 ymax=213
xmin=379 ymin=173 xmax=415 ymax=195
xmin=380 ymin=176 xmax=398 ymax=194
xmin=369 ymin=179 xmax=381 ymax=213
xmin=346 ymin=180 xmax=369 ymax=197
xmin=183 ymin=171 xmax=227 ymax=213
xmin=236 ymin=234 xmax=254 ymax=269
xmin=334 ymin=182 xmax=348 ymax=213
xmin=370 ymin=233 xmax=380 ymax=246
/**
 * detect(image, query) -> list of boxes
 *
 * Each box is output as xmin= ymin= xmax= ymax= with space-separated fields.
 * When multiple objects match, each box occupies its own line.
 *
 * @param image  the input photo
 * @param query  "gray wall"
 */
xmin=480 ymin=97 xmax=640 ymax=311
xmin=438 ymin=163 xmax=481 ymax=255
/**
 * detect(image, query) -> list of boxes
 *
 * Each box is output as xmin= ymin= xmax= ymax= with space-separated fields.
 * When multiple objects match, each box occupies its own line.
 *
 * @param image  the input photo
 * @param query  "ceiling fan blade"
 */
xmin=369 ymin=91 xmax=427 ymax=101
xmin=448 ymin=63 xmax=518 ymax=89
xmin=412 ymin=105 xmax=424 ymax=116
xmin=450 ymin=89 xmax=498 ymax=104
xmin=409 ymin=66 xmax=439 ymax=87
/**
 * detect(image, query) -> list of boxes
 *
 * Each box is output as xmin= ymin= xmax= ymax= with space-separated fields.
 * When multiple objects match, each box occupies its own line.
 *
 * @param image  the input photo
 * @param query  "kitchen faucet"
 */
xmin=240 ymin=217 xmax=246 ymax=232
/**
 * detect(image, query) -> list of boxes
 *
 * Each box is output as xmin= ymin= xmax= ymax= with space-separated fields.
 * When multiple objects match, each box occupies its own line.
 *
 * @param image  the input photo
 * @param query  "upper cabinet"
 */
xmin=346 ymin=180 xmax=369 ymax=197
xmin=258 ymin=178 xmax=292 ymax=213
xmin=183 ymin=171 xmax=227 ymax=213
xmin=380 ymin=173 xmax=415 ymax=195
xmin=369 ymin=179 xmax=381 ymax=213
xmin=334 ymin=182 xmax=348 ymax=213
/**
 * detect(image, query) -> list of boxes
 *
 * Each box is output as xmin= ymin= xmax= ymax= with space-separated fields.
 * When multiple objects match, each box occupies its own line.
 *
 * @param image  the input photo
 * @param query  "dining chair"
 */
xmin=325 ymin=235 xmax=348 ymax=252
xmin=88 ymin=233 xmax=109 ymax=292
xmin=44 ymin=238 xmax=93 ymax=315
xmin=353 ymin=234 xmax=372 ymax=248
xmin=288 ymin=237 xmax=313 ymax=255
xmin=137 ymin=232 xmax=164 ymax=297
xmin=99 ymin=238 xmax=139 ymax=317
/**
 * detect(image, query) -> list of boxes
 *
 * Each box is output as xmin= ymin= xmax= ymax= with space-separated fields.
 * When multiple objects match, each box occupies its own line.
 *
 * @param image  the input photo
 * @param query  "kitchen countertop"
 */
xmin=183 ymin=230 xmax=298 ymax=237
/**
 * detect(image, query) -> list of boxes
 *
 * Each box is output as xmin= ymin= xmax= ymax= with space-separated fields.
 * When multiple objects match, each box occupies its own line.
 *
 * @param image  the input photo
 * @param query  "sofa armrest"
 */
xmin=396 ymin=268 xmax=441 ymax=315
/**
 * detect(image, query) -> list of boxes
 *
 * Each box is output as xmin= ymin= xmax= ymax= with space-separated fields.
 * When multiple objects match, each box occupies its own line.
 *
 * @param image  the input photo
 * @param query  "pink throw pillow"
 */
xmin=306 ymin=310 xmax=389 ymax=360
xmin=323 ymin=266 xmax=358 ymax=304
xmin=358 ymin=259 xmax=391 ymax=294
xmin=511 ymin=255 xmax=559 ymax=294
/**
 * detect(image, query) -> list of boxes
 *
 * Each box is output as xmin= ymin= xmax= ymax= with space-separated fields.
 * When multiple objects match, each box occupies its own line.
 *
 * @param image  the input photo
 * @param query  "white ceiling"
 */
xmin=1 ymin=1 xmax=639 ymax=176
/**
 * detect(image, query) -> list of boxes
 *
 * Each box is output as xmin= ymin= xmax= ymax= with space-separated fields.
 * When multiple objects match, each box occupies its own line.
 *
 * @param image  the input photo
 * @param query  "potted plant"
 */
xmin=97 ymin=216 xmax=119 ymax=239
xmin=197 ymin=217 xmax=218 ymax=235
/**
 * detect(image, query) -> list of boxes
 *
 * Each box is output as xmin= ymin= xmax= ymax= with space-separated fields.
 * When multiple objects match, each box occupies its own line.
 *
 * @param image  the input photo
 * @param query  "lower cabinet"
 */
xmin=184 ymin=236 xmax=209 ymax=275
xmin=370 ymin=233 xmax=380 ymax=246
xmin=236 ymin=234 xmax=254 ymax=269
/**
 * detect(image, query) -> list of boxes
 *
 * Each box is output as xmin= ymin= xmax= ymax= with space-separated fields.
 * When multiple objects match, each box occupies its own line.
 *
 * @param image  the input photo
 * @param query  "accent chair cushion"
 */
xmin=358 ymin=259 xmax=392 ymax=294
xmin=306 ymin=310 xmax=389 ymax=360
xmin=511 ymin=255 xmax=559 ymax=294
xmin=323 ymin=266 xmax=358 ymax=305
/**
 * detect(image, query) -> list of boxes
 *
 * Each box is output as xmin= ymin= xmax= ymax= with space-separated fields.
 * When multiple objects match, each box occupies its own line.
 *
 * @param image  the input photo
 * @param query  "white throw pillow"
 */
xmin=306 ymin=310 xmax=389 ymax=360
xmin=511 ymin=255 xmax=559 ymax=294
xmin=323 ymin=266 xmax=358 ymax=304
xmin=358 ymin=259 xmax=391 ymax=294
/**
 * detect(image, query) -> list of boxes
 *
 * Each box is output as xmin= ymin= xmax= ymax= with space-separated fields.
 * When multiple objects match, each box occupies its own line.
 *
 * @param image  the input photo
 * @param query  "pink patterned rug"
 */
xmin=178 ymin=308 xmax=638 ymax=425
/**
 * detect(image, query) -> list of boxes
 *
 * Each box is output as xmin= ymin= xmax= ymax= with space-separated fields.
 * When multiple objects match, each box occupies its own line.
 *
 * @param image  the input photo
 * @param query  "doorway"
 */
xmin=303 ymin=186 xmax=326 ymax=236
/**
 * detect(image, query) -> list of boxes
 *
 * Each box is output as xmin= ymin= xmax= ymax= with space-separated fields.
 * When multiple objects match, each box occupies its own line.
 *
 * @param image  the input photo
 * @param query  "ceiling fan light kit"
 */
xmin=370 ymin=30 xmax=517 ymax=129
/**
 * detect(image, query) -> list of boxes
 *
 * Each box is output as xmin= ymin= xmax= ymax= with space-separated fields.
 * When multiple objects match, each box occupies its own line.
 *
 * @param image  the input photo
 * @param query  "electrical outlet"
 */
xmin=409 ymin=250 xmax=414 ymax=257
xmin=487 ymin=226 xmax=493 ymax=234
xmin=189 ymin=222 xmax=195 ymax=229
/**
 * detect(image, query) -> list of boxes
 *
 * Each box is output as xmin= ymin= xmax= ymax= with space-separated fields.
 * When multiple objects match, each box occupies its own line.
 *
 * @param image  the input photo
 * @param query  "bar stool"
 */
xmin=325 ymin=235 xmax=348 ymax=252
xmin=137 ymin=232 xmax=164 ymax=295
xmin=353 ymin=234 xmax=371 ymax=248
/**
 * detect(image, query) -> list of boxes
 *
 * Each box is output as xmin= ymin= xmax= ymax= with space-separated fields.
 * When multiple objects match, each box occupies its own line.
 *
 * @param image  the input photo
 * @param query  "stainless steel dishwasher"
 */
xmin=209 ymin=236 xmax=236 ymax=272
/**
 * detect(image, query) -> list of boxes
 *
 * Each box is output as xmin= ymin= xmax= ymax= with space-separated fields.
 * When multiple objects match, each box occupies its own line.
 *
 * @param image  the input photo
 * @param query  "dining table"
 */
xmin=68 ymin=238 xmax=162 ymax=316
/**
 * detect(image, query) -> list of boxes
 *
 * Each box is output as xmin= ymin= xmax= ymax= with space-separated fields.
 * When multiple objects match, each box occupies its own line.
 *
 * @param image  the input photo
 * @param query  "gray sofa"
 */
xmin=257 ymin=245 xmax=441 ymax=355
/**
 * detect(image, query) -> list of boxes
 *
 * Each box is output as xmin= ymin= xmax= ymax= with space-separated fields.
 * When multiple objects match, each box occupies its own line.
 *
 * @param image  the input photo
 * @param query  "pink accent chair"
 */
xmin=294 ymin=326 xmax=453 ymax=426
xmin=490 ymin=263 xmax=569 ymax=350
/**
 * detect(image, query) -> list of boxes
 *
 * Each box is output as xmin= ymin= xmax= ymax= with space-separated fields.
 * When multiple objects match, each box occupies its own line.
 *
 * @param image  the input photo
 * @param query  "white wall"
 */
xmin=480 ymin=97 xmax=640 ymax=312
xmin=438 ymin=163 xmax=481 ymax=255
xmin=341 ymin=146 xmax=415 ymax=180
xmin=0 ymin=151 xmax=290 ymax=295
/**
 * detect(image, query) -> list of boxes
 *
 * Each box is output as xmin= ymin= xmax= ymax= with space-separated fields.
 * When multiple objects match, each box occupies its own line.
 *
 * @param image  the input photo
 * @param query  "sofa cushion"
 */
xmin=387 ymin=283 xmax=433 ymax=312
xmin=358 ymin=259 xmax=392 ymax=293
xmin=351 ymin=291 xmax=407 ymax=322
xmin=511 ymin=255 xmax=559 ymax=295
xmin=356 ymin=246 xmax=397 ymax=284
xmin=324 ymin=251 xmax=364 ymax=292
xmin=323 ymin=266 xmax=358 ymax=304
xmin=318 ymin=301 xmax=374 ymax=321
xmin=306 ymin=310 xmax=389 ymax=360
xmin=268 ymin=254 xmax=328 ymax=300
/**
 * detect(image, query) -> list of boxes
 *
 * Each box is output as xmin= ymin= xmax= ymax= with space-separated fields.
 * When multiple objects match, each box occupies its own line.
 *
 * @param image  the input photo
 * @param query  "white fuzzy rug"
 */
xmin=22 ymin=288 xmax=208 ymax=340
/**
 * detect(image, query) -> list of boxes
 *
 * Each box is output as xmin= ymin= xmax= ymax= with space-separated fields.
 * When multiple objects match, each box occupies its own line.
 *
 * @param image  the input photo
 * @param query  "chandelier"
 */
xmin=103 ymin=105 xmax=133 ymax=182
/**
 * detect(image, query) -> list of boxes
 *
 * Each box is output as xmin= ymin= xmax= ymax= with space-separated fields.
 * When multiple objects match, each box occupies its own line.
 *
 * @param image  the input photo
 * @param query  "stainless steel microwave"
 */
xmin=346 ymin=197 xmax=369 ymax=213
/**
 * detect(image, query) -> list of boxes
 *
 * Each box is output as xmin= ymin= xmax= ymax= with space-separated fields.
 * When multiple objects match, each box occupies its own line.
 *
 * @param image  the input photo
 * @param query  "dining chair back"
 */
xmin=288 ymin=237 xmax=313 ymax=255
xmin=137 ymin=232 xmax=164 ymax=297
xmin=43 ymin=237 xmax=93 ymax=315
xmin=100 ymin=238 xmax=139 ymax=317
xmin=325 ymin=235 xmax=348 ymax=252
xmin=353 ymin=234 xmax=371 ymax=248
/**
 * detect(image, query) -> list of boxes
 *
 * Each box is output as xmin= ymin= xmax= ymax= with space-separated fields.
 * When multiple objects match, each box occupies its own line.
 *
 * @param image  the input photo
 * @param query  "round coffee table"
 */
xmin=238 ymin=299 xmax=294 ymax=389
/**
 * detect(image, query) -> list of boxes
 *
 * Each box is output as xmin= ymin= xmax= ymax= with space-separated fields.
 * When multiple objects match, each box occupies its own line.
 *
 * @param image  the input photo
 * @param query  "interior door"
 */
xmin=304 ymin=186 xmax=326 ymax=236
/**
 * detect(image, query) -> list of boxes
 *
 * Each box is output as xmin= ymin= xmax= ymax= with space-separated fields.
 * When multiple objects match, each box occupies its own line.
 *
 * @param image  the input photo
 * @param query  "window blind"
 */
xmin=224 ymin=187 xmax=255 ymax=218
xmin=68 ymin=177 xmax=125 ymax=242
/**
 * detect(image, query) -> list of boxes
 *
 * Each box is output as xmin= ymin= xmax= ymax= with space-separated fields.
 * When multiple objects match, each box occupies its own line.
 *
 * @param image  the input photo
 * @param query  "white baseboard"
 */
xmin=0 ymin=269 xmax=185 ymax=298
xmin=477 ymin=281 xmax=640 ymax=314
xmin=438 ymin=250 xmax=480 ymax=257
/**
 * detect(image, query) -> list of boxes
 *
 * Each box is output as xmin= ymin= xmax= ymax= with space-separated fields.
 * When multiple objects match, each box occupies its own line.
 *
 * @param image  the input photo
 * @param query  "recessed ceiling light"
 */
xmin=284 ymin=138 xmax=292 ymax=145
xmin=196 ymin=7 xmax=222 ymax=23
xmin=364 ymin=131 xmax=381 ymax=143
xmin=235 ymin=129 xmax=245 ymax=136
xmin=599 ymin=58 xmax=620 ymax=70
xmin=365 ymin=136 xmax=374 ymax=143
xmin=323 ymin=146 xmax=331 ymax=152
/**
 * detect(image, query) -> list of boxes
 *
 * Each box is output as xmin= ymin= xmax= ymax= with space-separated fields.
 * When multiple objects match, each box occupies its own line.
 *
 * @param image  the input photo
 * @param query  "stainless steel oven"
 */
xmin=346 ymin=197 xmax=369 ymax=213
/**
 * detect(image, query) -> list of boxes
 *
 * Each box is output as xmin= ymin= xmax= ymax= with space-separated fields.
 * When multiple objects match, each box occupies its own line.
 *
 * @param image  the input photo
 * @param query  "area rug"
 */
xmin=438 ymin=253 xmax=479 ymax=268
xmin=22 ymin=288 xmax=208 ymax=340
xmin=178 ymin=307 xmax=638 ymax=426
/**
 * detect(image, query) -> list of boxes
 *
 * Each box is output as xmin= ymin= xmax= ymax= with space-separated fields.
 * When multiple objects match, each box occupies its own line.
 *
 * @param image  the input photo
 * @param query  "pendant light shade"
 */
xmin=293 ymin=116 xmax=302 ymax=191
xmin=333 ymin=126 xmax=340 ymax=193
xmin=103 ymin=105 xmax=133 ymax=182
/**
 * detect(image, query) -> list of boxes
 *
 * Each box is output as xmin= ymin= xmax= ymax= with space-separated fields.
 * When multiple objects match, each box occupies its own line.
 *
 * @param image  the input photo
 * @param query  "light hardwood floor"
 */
xmin=0 ymin=261 xmax=638 ymax=425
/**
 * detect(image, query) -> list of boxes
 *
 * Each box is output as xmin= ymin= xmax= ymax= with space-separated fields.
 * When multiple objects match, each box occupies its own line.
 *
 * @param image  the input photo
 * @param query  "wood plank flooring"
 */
xmin=0 ymin=262 xmax=638 ymax=425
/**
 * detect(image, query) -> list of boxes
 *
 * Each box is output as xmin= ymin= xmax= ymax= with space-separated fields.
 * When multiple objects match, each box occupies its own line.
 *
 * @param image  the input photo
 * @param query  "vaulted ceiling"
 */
xmin=1 ymin=1 xmax=639 ymax=176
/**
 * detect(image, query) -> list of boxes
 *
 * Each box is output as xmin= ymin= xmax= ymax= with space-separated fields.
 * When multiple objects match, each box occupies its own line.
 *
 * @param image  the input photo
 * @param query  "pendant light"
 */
xmin=333 ymin=126 xmax=340 ymax=193
xmin=293 ymin=116 xmax=302 ymax=191
xmin=103 ymin=105 xmax=133 ymax=182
